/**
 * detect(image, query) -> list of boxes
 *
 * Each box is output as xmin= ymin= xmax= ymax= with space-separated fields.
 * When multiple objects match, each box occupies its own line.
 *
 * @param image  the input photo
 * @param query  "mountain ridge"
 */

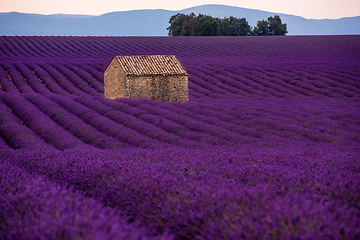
xmin=1 ymin=4 xmax=359 ymax=36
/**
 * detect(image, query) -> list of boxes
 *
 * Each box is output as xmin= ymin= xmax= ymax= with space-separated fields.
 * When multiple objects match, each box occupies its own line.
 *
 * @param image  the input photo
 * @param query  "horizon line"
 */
xmin=1 ymin=4 xmax=359 ymax=21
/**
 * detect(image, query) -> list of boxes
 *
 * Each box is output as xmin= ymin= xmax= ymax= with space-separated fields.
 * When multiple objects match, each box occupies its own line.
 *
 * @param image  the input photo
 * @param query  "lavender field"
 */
xmin=0 ymin=35 xmax=360 ymax=239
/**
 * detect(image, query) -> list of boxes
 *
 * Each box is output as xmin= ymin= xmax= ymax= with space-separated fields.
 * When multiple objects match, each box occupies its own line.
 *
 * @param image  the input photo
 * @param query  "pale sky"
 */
xmin=1 ymin=0 xmax=359 ymax=19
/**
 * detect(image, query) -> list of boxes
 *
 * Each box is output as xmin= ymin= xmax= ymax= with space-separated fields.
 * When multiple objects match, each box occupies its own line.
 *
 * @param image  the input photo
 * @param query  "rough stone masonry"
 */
xmin=104 ymin=55 xmax=189 ymax=102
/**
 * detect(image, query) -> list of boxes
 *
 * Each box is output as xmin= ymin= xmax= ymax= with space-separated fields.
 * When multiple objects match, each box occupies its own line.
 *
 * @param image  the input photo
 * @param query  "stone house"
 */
xmin=104 ymin=55 xmax=188 ymax=102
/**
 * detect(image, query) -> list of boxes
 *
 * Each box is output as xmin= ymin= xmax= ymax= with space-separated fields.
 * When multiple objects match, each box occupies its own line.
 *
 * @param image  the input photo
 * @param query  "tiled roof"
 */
xmin=115 ymin=55 xmax=188 ymax=76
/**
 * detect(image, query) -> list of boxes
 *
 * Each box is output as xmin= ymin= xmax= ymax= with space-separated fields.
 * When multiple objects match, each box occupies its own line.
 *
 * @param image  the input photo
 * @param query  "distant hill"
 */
xmin=1 ymin=4 xmax=359 ymax=36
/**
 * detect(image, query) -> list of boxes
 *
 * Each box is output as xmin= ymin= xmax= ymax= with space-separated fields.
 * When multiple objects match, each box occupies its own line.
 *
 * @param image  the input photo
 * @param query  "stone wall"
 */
xmin=127 ymin=76 xmax=153 ymax=100
xmin=104 ymin=59 xmax=126 ymax=99
xmin=167 ymin=75 xmax=189 ymax=102
xmin=128 ymin=75 xmax=188 ymax=102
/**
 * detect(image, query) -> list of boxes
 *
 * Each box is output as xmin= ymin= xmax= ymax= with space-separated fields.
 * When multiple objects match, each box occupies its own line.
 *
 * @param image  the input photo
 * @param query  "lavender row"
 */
xmin=44 ymin=94 xmax=158 ymax=147
xmin=75 ymin=94 xmax=197 ymax=145
xmin=0 ymin=157 xmax=170 ymax=240
xmin=12 ymin=62 xmax=52 ymax=94
xmin=10 ymin=36 xmax=49 ymax=58
xmin=1 ymin=91 xmax=356 ymax=149
xmin=136 ymin=98 xmax=356 ymax=143
xmin=96 ymin=97 xmax=229 ymax=146
xmin=7 ymin=144 xmax=360 ymax=239
xmin=64 ymin=63 xmax=104 ymax=93
xmin=290 ymin=67 xmax=360 ymax=97
xmin=39 ymin=63 xmax=85 ymax=95
xmin=0 ymin=95 xmax=55 ymax=150
xmin=76 ymin=63 xmax=105 ymax=82
xmin=197 ymin=63 xmax=360 ymax=98
xmin=52 ymin=64 xmax=102 ymax=96
xmin=25 ymin=62 xmax=71 ymax=95
xmin=0 ymin=62 xmax=34 ymax=93
xmin=0 ymin=93 xmax=88 ymax=150
xmin=24 ymin=93 xmax=128 ymax=149
xmin=130 ymin=99 xmax=262 ymax=144
xmin=219 ymin=67 xmax=301 ymax=96
xmin=306 ymin=67 xmax=360 ymax=93
xmin=0 ymin=65 xmax=18 ymax=93
xmin=3 ymin=59 xmax=359 ymax=100
xmin=193 ymin=68 xmax=265 ymax=96
xmin=1 ymin=36 xmax=360 ymax=65
xmin=73 ymin=95 xmax=212 ymax=147
xmin=263 ymin=65 xmax=360 ymax=97
xmin=232 ymin=98 xmax=358 ymax=142
xmin=187 ymin=68 xmax=240 ymax=97
xmin=156 ymin=101 xmax=282 ymax=141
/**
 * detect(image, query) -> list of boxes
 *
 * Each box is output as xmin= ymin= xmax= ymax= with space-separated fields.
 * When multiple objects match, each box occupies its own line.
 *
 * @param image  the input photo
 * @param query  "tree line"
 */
xmin=167 ymin=13 xmax=287 ymax=36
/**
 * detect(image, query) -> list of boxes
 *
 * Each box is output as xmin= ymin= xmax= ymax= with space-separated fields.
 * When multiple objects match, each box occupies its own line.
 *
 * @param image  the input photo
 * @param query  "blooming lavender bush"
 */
xmin=0 ymin=35 xmax=360 ymax=239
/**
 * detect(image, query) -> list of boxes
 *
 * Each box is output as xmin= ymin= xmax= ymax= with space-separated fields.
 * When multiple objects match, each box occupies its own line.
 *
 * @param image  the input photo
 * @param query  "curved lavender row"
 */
xmin=321 ymin=67 xmax=360 ymax=86
xmin=4 ymin=58 xmax=360 ymax=99
xmin=68 ymin=37 xmax=106 ymax=58
xmin=187 ymin=78 xmax=212 ymax=97
xmin=160 ymin=98 xmax=358 ymax=143
xmin=98 ymin=97 xmax=189 ymax=133
xmin=0 ymin=37 xmax=24 ymax=59
xmin=0 ymin=158 xmax=171 ymax=240
xmin=11 ymin=36 xmax=42 ymax=58
xmin=271 ymin=68 xmax=356 ymax=97
xmin=65 ymin=63 xmax=104 ymax=93
xmin=0 ymin=96 xmax=55 ymax=150
xmin=73 ymin=95 xmax=209 ymax=147
xmin=95 ymin=97 xmax=227 ymax=146
xmin=58 ymin=37 xmax=102 ymax=59
xmin=289 ymin=67 xmax=359 ymax=97
xmin=81 ymin=97 xmax=221 ymax=147
xmin=156 ymin=101 xmax=270 ymax=140
xmin=24 ymin=93 xmax=128 ymax=149
xmin=0 ymin=65 xmax=18 ymax=93
xmin=120 ymin=99 xmax=246 ymax=144
xmin=53 ymin=64 xmax=101 ymax=96
xmin=25 ymin=36 xmax=62 ymax=58
xmin=0 ymin=39 xmax=16 ymax=59
xmin=0 ymin=36 xmax=359 ymax=64
xmin=176 ymin=60 xmax=360 ymax=99
xmin=195 ymin=68 xmax=263 ymax=96
xmin=188 ymin=71 xmax=235 ymax=97
xmin=7 ymin=145 xmax=360 ymax=239
xmin=25 ymin=62 xmax=71 ymax=95
xmin=40 ymin=63 xmax=84 ymax=95
xmin=111 ymin=98 xmax=246 ymax=145
xmin=189 ymin=68 xmax=243 ymax=97
xmin=12 ymin=62 xmax=52 ymax=94
xmin=186 ymin=61 xmax=360 ymax=103
xmin=45 ymin=94 xmax=156 ymax=147
xmin=160 ymin=61 xmax=360 ymax=99
xmin=0 ymin=93 xmax=88 ymax=150
xmin=129 ymin=98 xmax=331 ymax=144
xmin=0 ymin=62 xmax=34 ymax=93
xmin=76 ymin=63 xmax=105 ymax=82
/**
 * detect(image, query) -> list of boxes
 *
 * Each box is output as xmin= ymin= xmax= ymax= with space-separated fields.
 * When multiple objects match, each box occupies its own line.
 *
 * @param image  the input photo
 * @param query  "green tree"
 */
xmin=253 ymin=15 xmax=287 ymax=36
xmin=167 ymin=13 xmax=187 ymax=36
xmin=194 ymin=14 xmax=220 ymax=36
xmin=268 ymin=15 xmax=287 ymax=35
xmin=167 ymin=13 xmax=287 ymax=37
xmin=180 ymin=12 xmax=196 ymax=36
xmin=220 ymin=16 xmax=251 ymax=36
xmin=253 ymin=20 xmax=269 ymax=36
